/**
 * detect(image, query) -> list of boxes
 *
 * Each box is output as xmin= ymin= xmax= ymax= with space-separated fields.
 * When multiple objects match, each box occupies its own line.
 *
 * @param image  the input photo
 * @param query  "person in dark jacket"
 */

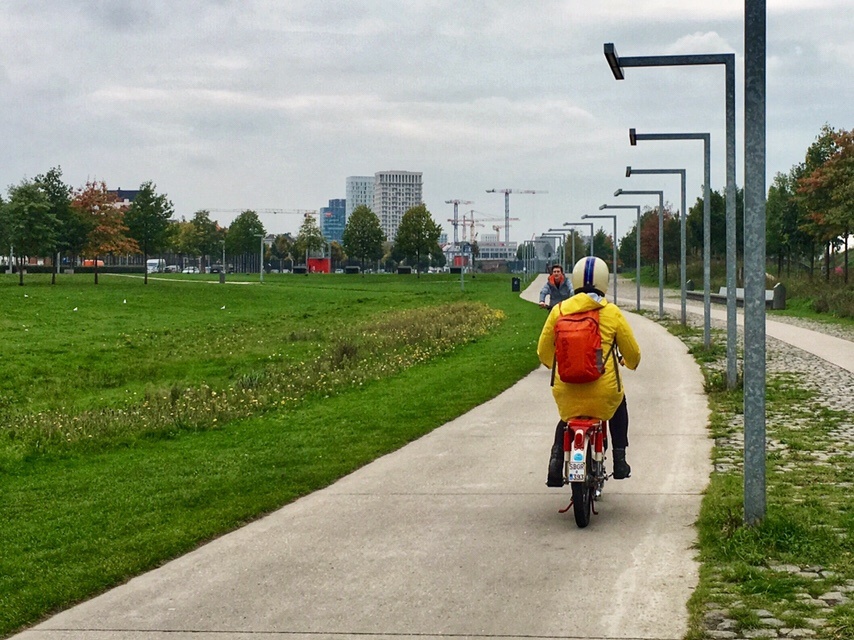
xmin=538 ymin=264 xmax=573 ymax=309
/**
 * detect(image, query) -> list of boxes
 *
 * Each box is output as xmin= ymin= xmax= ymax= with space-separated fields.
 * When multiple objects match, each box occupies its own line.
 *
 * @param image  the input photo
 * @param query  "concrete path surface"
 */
xmin=13 ymin=281 xmax=712 ymax=640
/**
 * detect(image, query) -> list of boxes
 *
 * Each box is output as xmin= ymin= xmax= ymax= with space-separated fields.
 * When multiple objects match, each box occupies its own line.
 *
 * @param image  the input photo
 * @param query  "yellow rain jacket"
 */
xmin=537 ymin=293 xmax=641 ymax=421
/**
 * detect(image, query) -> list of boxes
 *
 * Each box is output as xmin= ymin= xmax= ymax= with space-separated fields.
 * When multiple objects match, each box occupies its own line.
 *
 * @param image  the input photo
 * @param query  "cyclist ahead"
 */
xmin=538 ymin=264 xmax=573 ymax=309
xmin=537 ymin=257 xmax=641 ymax=486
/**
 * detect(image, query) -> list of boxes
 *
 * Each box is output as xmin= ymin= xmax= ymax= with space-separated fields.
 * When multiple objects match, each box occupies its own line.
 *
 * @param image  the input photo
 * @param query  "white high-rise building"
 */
xmin=345 ymin=176 xmax=375 ymax=220
xmin=373 ymin=170 xmax=423 ymax=240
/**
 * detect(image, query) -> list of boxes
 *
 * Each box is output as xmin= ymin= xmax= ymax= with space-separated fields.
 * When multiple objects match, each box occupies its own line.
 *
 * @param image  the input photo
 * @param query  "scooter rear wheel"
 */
xmin=571 ymin=443 xmax=594 ymax=528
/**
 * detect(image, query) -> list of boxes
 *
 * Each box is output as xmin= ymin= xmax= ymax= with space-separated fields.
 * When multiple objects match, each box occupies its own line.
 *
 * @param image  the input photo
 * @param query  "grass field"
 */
xmin=0 ymin=271 xmax=544 ymax=637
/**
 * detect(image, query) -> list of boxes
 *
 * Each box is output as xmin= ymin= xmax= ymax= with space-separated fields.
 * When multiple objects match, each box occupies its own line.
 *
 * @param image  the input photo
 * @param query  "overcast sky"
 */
xmin=2 ymin=1 xmax=851 ymax=242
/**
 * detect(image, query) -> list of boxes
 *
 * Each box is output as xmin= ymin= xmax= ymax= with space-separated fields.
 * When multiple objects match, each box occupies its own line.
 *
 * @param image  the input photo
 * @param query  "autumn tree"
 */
xmin=73 ymin=180 xmax=139 ymax=284
xmin=124 ymin=181 xmax=175 ymax=284
xmin=342 ymin=205 xmax=385 ymax=269
xmin=796 ymin=126 xmax=853 ymax=282
xmin=394 ymin=204 xmax=441 ymax=275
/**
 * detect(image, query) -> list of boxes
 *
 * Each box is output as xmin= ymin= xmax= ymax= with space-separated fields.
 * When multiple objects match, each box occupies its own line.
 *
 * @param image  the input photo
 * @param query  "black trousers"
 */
xmin=553 ymin=395 xmax=629 ymax=449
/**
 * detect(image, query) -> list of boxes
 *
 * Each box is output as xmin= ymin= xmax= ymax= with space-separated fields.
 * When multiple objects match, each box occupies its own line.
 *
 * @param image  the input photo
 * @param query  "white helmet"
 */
xmin=572 ymin=256 xmax=609 ymax=295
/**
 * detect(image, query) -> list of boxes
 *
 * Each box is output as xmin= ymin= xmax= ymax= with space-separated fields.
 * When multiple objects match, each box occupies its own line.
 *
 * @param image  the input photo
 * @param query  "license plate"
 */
xmin=567 ymin=461 xmax=586 ymax=482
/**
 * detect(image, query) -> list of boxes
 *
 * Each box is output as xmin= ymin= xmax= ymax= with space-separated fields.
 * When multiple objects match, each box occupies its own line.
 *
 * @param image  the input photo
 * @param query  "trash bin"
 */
xmin=219 ymin=272 xmax=226 ymax=284
xmin=511 ymin=277 xmax=521 ymax=292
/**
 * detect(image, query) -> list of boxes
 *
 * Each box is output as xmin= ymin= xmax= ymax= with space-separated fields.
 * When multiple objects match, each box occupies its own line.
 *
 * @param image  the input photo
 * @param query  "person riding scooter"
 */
xmin=538 ymin=264 xmax=573 ymax=310
xmin=537 ymin=256 xmax=641 ymax=485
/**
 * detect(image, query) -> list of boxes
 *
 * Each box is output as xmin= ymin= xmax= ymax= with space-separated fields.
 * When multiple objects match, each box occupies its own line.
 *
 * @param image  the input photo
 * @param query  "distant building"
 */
xmin=345 ymin=176 xmax=375 ymax=220
xmin=110 ymin=188 xmax=139 ymax=206
xmin=320 ymin=198 xmax=346 ymax=244
xmin=373 ymin=170 xmax=422 ymax=241
xmin=476 ymin=232 xmax=518 ymax=261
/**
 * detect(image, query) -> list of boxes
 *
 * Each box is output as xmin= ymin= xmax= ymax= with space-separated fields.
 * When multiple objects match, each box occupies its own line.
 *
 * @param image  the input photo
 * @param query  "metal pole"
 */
xmin=626 ymin=168 xmax=687 ymax=325
xmin=598 ymin=205 xmax=643 ymax=311
xmin=581 ymin=215 xmax=617 ymax=303
xmin=743 ymin=0 xmax=767 ymax=525
xmin=630 ymin=132 xmax=712 ymax=346
xmin=614 ymin=190 xmax=664 ymax=317
xmin=604 ymin=45 xmax=736 ymax=380
xmin=725 ymin=58 xmax=738 ymax=389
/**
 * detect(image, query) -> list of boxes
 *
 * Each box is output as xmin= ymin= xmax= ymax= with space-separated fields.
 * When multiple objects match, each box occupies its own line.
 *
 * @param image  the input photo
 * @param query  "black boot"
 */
xmin=613 ymin=448 xmax=631 ymax=479
xmin=546 ymin=443 xmax=564 ymax=487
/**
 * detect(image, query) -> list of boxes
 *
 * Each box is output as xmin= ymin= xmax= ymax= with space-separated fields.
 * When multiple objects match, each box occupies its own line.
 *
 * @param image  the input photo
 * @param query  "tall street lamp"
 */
xmin=629 ymin=130 xmax=712 ymax=349
xmin=605 ymin=42 xmax=736 ymax=387
xmin=545 ymin=229 xmax=569 ymax=269
xmin=626 ymin=165 xmax=687 ymax=326
xmin=599 ymin=204 xmax=641 ymax=311
xmin=615 ymin=189 xmax=665 ymax=318
xmin=255 ymin=234 xmax=265 ymax=283
xmin=581 ymin=214 xmax=617 ymax=304
xmin=563 ymin=222 xmax=593 ymax=258
xmin=743 ymin=0 xmax=767 ymax=524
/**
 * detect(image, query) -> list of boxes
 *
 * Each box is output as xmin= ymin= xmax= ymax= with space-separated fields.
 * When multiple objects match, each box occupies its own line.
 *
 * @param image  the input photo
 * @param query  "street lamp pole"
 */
xmin=743 ymin=0 xmax=767 ymax=524
xmin=626 ymin=166 xmax=687 ymax=325
xmin=543 ymin=233 xmax=566 ymax=273
xmin=615 ymin=189 xmax=665 ymax=318
xmin=629 ymin=130 xmax=712 ymax=348
xmin=599 ymin=204 xmax=641 ymax=311
xmin=255 ymin=234 xmax=265 ymax=283
xmin=546 ymin=229 xmax=569 ymax=269
xmin=581 ymin=214 xmax=617 ymax=304
xmin=605 ymin=43 xmax=736 ymax=387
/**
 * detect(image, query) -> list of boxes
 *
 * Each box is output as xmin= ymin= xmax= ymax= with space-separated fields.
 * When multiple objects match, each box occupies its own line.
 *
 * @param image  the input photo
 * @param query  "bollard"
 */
xmin=772 ymin=282 xmax=786 ymax=310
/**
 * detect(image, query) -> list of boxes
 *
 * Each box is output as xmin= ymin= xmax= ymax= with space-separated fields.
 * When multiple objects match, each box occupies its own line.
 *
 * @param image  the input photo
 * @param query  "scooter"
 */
xmin=558 ymin=417 xmax=609 ymax=528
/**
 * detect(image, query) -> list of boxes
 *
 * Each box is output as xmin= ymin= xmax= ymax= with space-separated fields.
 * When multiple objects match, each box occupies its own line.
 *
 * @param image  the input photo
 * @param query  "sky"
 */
xmin=1 ymin=1 xmax=851 ymax=244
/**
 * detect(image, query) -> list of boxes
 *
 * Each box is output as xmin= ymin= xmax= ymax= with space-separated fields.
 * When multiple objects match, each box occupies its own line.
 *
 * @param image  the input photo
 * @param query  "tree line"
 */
xmin=0 ymin=168 xmax=447 ymax=283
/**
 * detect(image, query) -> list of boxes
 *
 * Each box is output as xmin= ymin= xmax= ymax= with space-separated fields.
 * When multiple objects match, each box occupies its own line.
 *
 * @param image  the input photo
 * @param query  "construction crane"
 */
xmin=444 ymin=199 xmax=473 ymax=247
xmin=460 ymin=212 xmax=484 ymax=242
xmin=485 ymin=188 xmax=548 ymax=243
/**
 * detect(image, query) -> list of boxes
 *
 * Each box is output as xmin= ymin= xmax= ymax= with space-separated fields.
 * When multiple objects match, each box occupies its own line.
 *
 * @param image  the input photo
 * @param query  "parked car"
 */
xmin=182 ymin=266 xmax=200 ymax=274
xmin=163 ymin=265 xmax=180 ymax=273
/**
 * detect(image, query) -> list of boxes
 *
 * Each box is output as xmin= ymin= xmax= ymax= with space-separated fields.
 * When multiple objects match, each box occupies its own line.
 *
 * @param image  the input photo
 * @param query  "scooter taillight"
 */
xmin=573 ymin=430 xmax=585 ymax=450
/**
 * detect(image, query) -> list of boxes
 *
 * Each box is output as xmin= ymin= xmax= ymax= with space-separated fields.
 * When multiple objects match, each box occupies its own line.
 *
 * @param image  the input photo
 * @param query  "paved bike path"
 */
xmin=14 ymin=282 xmax=712 ymax=640
xmin=613 ymin=277 xmax=854 ymax=375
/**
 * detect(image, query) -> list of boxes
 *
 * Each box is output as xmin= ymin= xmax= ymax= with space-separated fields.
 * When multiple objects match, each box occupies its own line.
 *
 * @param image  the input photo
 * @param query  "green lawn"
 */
xmin=0 ymin=272 xmax=543 ymax=637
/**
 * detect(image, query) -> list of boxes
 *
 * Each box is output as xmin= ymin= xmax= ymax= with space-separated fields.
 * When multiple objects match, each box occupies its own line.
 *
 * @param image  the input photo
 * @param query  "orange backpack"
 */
xmin=552 ymin=303 xmax=615 ymax=384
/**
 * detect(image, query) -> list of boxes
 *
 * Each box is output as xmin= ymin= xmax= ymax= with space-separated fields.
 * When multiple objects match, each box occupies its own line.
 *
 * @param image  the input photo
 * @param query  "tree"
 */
xmin=226 ymin=210 xmax=265 ymax=272
xmin=34 ymin=166 xmax=75 ymax=284
xmin=766 ymin=171 xmax=811 ymax=276
xmin=592 ymin=228 xmax=613 ymax=264
xmin=342 ymin=205 xmax=385 ymax=268
xmin=73 ymin=180 xmax=139 ymax=284
xmin=269 ymin=233 xmax=295 ymax=272
xmin=797 ymin=127 xmax=854 ymax=282
xmin=795 ymin=124 xmax=841 ymax=279
xmin=293 ymin=214 xmax=325 ymax=266
xmin=124 ymin=181 xmax=175 ymax=284
xmin=618 ymin=223 xmax=638 ymax=275
xmin=191 ymin=210 xmax=224 ymax=273
xmin=393 ymin=204 xmax=441 ymax=276
xmin=4 ymin=179 xmax=59 ymax=285
xmin=329 ymin=240 xmax=345 ymax=269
